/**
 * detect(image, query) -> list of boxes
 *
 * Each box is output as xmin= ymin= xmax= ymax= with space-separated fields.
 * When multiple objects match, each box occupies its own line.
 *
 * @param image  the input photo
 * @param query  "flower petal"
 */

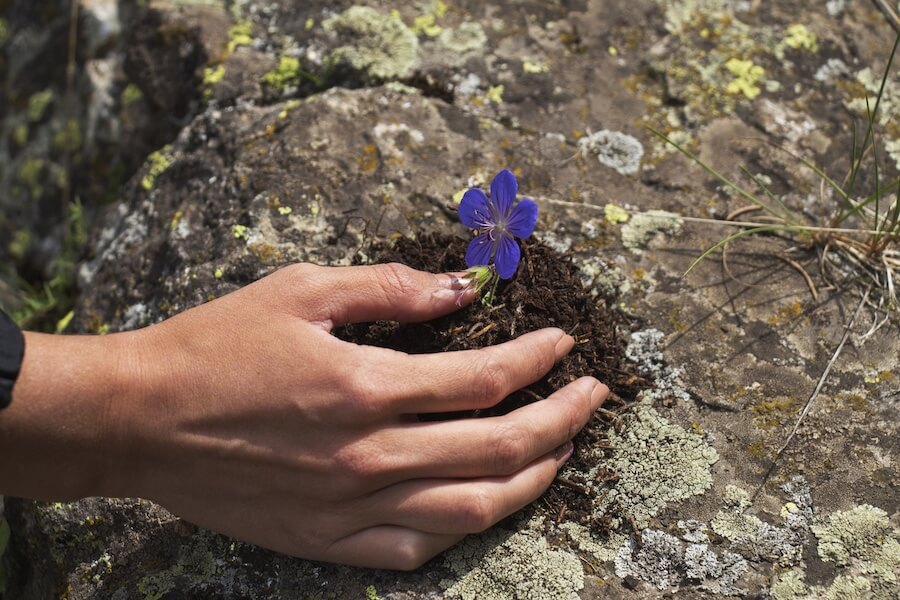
xmin=506 ymin=198 xmax=538 ymax=239
xmin=490 ymin=169 xmax=518 ymax=218
xmin=494 ymin=235 xmax=521 ymax=279
xmin=465 ymin=232 xmax=494 ymax=269
xmin=458 ymin=188 xmax=492 ymax=230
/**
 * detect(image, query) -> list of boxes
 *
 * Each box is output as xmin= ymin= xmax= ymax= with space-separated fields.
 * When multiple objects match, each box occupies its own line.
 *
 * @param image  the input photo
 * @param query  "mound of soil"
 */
xmin=337 ymin=233 xmax=650 ymax=529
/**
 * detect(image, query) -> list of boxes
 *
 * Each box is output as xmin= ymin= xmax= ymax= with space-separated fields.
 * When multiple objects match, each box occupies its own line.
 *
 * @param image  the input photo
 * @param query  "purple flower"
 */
xmin=458 ymin=169 xmax=538 ymax=279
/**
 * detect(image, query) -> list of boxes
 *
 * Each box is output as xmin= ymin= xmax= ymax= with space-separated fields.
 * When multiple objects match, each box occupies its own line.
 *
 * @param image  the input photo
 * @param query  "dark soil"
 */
xmin=337 ymin=233 xmax=651 ymax=532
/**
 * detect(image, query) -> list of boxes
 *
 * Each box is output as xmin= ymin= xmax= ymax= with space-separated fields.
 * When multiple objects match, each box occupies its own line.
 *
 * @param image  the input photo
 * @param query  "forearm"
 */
xmin=0 ymin=331 xmax=141 ymax=501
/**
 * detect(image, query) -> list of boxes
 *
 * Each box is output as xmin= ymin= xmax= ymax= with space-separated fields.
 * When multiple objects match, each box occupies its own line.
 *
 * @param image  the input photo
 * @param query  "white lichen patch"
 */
xmin=323 ymin=7 xmax=419 ymax=80
xmin=593 ymin=404 xmax=719 ymax=528
xmin=442 ymin=518 xmax=584 ymax=600
xmin=577 ymin=130 xmax=644 ymax=176
xmin=625 ymin=328 xmax=691 ymax=404
xmin=614 ymin=528 xmax=747 ymax=593
xmin=711 ymin=478 xmax=811 ymax=565
xmin=620 ymin=210 xmax=683 ymax=253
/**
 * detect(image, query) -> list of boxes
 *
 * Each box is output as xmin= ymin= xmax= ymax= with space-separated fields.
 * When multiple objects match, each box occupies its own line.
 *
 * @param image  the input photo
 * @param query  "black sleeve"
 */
xmin=0 ymin=310 xmax=25 ymax=409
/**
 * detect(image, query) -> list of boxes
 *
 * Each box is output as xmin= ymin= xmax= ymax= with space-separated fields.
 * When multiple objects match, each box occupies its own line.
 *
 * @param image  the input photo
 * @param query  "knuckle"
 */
xmin=460 ymin=488 xmax=497 ymax=533
xmin=282 ymin=262 xmax=317 ymax=284
xmin=391 ymin=540 xmax=430 ymax=571
xmin=339 ymin=367 xmax=383 ymax=415
xmin=474 ymin=355 xmax=507 ymax=406
xmin=490 ymin=422 xmax=530 ymax=474
xmin=372 ymin=262 xmax=420 ymax=298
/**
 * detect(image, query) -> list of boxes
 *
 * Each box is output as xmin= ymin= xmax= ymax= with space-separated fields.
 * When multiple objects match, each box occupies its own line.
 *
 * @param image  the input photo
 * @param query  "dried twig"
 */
xmin=776 ymin=254 xmax=819 ymax=302
xmin=752 ymin=287 xmax=870 ymax=501
xmin=873 ymin=0 xmax=900 ymax=32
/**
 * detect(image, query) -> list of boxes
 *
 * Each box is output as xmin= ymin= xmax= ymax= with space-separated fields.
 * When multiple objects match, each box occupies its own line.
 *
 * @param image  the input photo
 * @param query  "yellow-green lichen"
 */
xmin=323 ymin=6 xmax=419 ymax=80
xmin=0 ymin=18 xmax=8 ymax=45
xmin=485 ymin=84 xmax=504 ymax=104
xmin=725 ymin=58 xmax=765 ymax=99
xmin=121 ymin=83 xmax=144 ymax=107
xmin=214 ymin=267 xmax=224 ymax=279
xmin=782 ymin=24 xmax=818 ymax=53
xmin=141 ymin=146 xmax=174 ymax=191
xmin=604 ymin=203 xmax=630 ymax=224
xmin=203 ymin=65 xmax=226 ymax=86
xmin=523 ymin=60 xmax=549 ymax=74
xmin=227 ymin=20 xmax=253 ymax=54
xmin=412 ymin=13 xmax=442 ymax=37
xmin=231 ymin=224 xmax=250 ymax=240
xmin=442 ymin=518 xmax=584 ymax=600
xmin=52 ymin=119 xmax=82 ymax=153
xmin=260 ymin=56 xmax=303 ymax=90
xmin=27 ymin=89 xmax=55 ymax=122
xmin=12 ymin=123 xmax=28 ymax=146
xmin=365 ymin=584 xmax=380 ymax=600
xmin=18 ymin=159 xmax=46 ymax=199
xmin=595 ymin=404 xmax=719 ymax=528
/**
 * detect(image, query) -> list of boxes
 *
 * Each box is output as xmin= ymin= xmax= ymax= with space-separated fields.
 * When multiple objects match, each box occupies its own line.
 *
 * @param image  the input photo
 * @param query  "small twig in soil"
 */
xmin=628 ymin=514 xmax=643 ymax=548
xmin=555 ymin=476 xmax=591 ymax=495
xmin=465 ymin=322 xmax=484 ymax=337
xmin=872 ymin=0 xmax=900 ymax=31
xmin=467 ymin=322 xmax=495 ymax=340
xmin=752 ymin=286 xmax=870 ymax=502
xmin=556 ymin=503 xmax=568 ymax=524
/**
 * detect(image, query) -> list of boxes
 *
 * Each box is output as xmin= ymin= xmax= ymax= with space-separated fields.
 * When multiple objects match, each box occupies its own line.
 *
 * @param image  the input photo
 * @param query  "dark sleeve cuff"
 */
xmin=0 ymin=310 xmax=25 ymax=409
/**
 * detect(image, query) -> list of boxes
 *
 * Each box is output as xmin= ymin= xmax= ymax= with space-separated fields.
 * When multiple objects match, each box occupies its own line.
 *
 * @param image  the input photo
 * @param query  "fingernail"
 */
xmin=554 ymin=334 xmax=575 ymax=360
xmin=555 ymin=440 xmax=574 ymax=465
xmin=437 ymin=272 xmax=471 ymax=290
xmin=591 ymin=382 xmax=610 ymax=409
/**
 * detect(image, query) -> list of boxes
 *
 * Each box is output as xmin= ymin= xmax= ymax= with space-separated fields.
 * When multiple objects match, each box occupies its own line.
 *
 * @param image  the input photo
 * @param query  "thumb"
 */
xmin=296 ymin=263 xmax=476 ymax=328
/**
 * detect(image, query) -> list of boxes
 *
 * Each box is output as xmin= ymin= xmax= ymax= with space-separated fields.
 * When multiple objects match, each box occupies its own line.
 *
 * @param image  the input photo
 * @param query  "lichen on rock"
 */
xmin=593 ymin=404 xmax=719 ymax=528
xmin=323 ymin=6 xmax=419 ymax=80
xmin=620 ymin=210 xmax=683 ymax=253
xmin=442 ymin=518 xmax=584 ymax=600
xmin=577 ymin=130 xmax=644 ymax=176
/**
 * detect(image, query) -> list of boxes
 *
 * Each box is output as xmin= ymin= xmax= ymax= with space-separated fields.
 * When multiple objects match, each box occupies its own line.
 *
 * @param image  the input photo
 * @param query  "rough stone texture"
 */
xmin=2 ymin=0 xmax=899 ymax=598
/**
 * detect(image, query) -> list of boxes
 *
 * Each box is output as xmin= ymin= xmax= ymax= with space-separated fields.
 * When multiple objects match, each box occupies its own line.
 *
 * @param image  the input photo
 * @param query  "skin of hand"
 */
xmin=0 ymin=262 xmax=609 ymax=570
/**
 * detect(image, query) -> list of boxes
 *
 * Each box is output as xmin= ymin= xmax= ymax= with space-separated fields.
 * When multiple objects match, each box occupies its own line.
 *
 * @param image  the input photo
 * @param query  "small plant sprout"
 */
xmin=458 ymin=169 xmax=539 ymax=279
xmin=454 ymin=265 xmax=496 ymax=306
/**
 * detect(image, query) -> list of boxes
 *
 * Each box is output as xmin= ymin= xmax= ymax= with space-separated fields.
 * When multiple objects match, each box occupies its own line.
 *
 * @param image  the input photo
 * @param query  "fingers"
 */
xmin=285 ymin=263 xmax=475 ymax=328
xmin=323 ymin=525 xmax=464 ymax=570
xmin=363 ymin=444 xmax=574 ymax=535
xmin=337 ymin=378 xmax=606 ymax=488
xmin=349 ymin=328 xmax=574 ymax=415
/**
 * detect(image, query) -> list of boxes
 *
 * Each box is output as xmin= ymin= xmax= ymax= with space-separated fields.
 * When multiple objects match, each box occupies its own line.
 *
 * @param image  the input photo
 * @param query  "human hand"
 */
xmin=10 ymin=263 xmax=608 ymax=570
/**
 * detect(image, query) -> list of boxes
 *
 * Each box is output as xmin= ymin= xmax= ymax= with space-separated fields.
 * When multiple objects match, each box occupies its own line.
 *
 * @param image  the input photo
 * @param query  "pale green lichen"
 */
xmin=485 ymin=84 xmax=504 ymax=104
xmin=141 ymin=146 xmax=174 ymax=191
xmin=812 ymin=504 xmax=894 ymax=566
xmin=442 ymin=518 xmax=584 ymax=600
xmin=771 ymin=568 xmax=809 ymax=600
xmin=231 ymin=224 xmax=250 ymax=240
xmin=27 ymin=89 xmax=55 ymax=122
xmin=439 ymin=21 xmax=487 ymax=55
xmin=595 ymin=404 xmax=718 ymax=528
xmin=324 ymin=7 xmax=419 ymax=80
xmin=621 ymin=210 xmax=683 ymax=252
xmin=18 ymin=158 xmax=46 ymax=199
xmin=559 ymin=522 xmax=627 ymax=563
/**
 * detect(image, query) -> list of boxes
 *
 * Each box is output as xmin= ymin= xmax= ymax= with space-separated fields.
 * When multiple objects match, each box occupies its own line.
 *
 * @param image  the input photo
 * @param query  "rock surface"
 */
xmin=2 ymin=0 xmax=899 ymax=598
